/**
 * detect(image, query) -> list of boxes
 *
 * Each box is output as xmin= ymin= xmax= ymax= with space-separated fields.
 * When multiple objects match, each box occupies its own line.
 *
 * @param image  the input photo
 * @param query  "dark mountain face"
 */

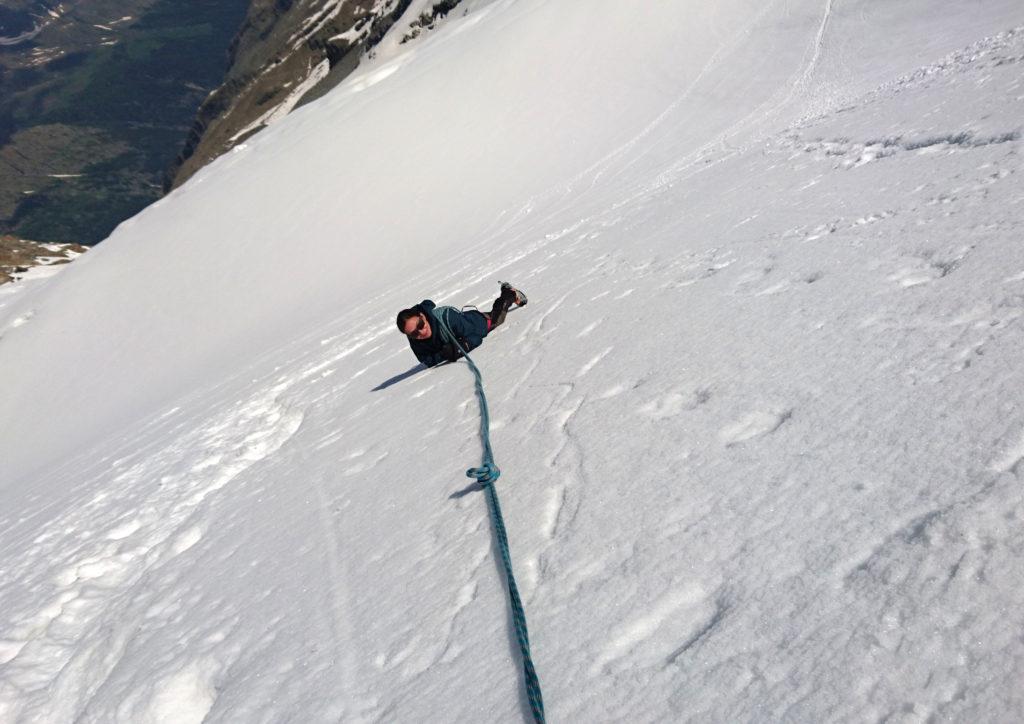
xmin=0 ymin=0 xmax=467 ymax=244
xmin=0 ymin=0 xmax=249 ymax=244
xmin=167 ymin=0 xmax=381 ymax=189
xmin=168 ymin=0 xmax=467 ymax=189
xmin=0 ymin=7 xmax=36 ymax=38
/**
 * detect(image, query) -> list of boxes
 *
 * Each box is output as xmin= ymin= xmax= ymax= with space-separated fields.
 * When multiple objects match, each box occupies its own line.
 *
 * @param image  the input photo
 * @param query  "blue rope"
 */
xmin=432 ymin=305 xmax=546 ymax=724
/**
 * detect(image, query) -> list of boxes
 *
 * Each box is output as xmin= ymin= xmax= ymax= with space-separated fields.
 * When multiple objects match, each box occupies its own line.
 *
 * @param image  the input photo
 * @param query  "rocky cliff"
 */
xmin=168 ymin=0 xmax=467 ymax=189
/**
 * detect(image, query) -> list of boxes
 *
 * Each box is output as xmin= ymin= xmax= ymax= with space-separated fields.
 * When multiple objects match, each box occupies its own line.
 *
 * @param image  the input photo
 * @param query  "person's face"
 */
xmin=403 ymin=313 xmax=432 ymax=340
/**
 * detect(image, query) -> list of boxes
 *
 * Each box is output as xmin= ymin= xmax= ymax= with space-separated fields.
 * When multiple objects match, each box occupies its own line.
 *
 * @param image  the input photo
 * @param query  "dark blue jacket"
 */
xmin=408 ymin=299 xmax=489 ymax=367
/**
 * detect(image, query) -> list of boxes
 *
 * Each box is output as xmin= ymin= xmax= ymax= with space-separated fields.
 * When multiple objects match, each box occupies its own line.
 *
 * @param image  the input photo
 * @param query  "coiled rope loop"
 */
xmin=432 ymin=305 xmax=545 ymax=724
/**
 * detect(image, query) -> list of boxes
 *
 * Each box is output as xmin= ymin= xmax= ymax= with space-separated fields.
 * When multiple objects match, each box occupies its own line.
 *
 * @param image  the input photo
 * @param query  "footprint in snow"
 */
xmin=638 ymin=389 xmax=711 ymax=419
xmin=541 ymin=486 xmax=568 ymax=540
xmin=577 ymin=347 xmax=612 ymax=377
xmin=734 ymin=264 xmax=774 ymax=288
xmin=342 ymin=450 xmax=389 ymax=476
xmin=576 ymin=318 xmax=604 ymax=338
xmin=598 ymin=383 xmax=627 ymax=399
xmin=888 ymin=248 xmax=971 ymax=288
xmin=105 ymin=518 xmax=142 ymax=541
xmin=590 ymin=583 xmax=722 ymax=674
xmin=751 ymin=271 xmax=823 ymax=296
xmin=719 ymin=408 xmax=792 ymax=446
xmin=135 ymin=659 xmax=218 ymax=724
xmin=599 ymin=376 xmax=647 ymax=400
xmin=410 ymin=383 xmax=436 ymax=399
xmin=989 ymin=428 xmax=1024 ymax=474
xmin=10 ymin=310 xmax=35 ymax=327
xmin=888 ymin=266 xmax=939 ymax=288
xmin=755 ymin=280 xmax=792 ymax=296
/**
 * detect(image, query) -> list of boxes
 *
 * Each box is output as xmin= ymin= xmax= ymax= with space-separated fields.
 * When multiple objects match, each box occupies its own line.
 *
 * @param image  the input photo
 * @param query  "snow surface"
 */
xmin=2 ymin=0 xmax=1024 ymax=721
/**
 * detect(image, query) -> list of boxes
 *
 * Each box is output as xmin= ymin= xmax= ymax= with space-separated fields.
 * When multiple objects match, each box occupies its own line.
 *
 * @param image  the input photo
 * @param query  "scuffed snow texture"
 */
xmin=2 ymin=1 xmax=1024 ymax=722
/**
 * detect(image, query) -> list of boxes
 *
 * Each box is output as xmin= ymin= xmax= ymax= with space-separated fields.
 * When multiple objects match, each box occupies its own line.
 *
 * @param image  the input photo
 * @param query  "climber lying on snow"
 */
xmin=397 ymin=282 xmax=527 ymax=367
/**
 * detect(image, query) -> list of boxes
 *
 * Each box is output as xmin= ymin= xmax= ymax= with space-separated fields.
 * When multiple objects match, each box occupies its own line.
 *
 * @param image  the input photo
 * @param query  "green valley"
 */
xmin=0 ymin=0 xmax=249 ymax=244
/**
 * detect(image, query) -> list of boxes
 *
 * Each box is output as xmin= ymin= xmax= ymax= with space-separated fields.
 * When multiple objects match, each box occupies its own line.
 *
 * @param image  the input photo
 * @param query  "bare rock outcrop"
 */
xmin=0 ymin=234 xmax=87 ymax=285
xmin=169 ymin=0 xmax=466 ymax=190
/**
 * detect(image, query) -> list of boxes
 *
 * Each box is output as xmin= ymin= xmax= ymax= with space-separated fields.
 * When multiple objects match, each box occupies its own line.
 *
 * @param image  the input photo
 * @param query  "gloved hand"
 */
xmin=441 ymin=337 xmax=471 ymax=362
xmin=441 ymin=342 xmax=462 ymax=362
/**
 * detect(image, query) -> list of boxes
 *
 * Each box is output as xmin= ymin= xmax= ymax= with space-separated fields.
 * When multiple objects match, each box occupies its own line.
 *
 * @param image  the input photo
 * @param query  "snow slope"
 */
xmin=2 ymin=0 xmax=1024 ymax=721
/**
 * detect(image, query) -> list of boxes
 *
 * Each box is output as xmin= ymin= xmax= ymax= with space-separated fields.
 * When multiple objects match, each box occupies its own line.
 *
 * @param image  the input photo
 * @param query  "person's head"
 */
xmin=397 ymin=308 xmax=432 ymax=340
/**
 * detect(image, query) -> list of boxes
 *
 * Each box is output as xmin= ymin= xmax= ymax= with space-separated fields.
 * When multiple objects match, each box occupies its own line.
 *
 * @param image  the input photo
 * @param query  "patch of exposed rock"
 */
xmin=0 ymin=234 xmax=87 ymax=285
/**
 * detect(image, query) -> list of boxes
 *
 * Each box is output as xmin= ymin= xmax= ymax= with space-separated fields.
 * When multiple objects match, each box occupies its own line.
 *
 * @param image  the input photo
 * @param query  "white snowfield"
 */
xmin=2 ymin=0 xmax=1024 ymax=721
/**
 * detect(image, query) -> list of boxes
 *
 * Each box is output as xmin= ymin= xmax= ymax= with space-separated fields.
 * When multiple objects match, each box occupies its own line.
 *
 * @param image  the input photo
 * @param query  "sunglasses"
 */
xmin=406 ymin=315 xmax=427 ymax=337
